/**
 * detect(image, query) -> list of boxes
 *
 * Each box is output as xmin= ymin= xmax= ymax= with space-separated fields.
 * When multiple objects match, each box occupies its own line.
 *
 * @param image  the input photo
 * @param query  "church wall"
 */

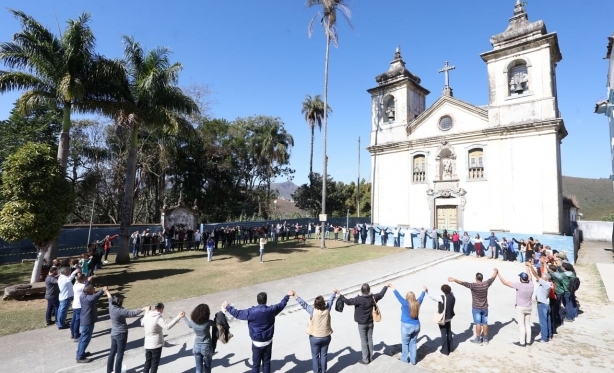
xmin=408 ymin=104 xmax=489 ymax=140
xmin=371 ymin=150 xmax=411 ymax=225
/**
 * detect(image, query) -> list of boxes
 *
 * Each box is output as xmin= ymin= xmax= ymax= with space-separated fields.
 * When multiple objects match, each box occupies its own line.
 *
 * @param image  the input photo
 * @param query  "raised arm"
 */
xmin=497 ymin=273 xmax=513 ymax=288
xmin=527 ymin=262 xmax=540 ymax=280
xmin=270 ymin=293 xmax=291 ymax=316
xmin=157 ymin=311 xmax=184 ymax=330
xmin=491 ymin=268 xmax=499 ymax=280
xmin=325 ymin=293 xmax=336 ymax=311
xmin=293 ymin=292 xmax=314 ymax=317
xmin=374 ymin=285 xmax=388 ymax=301
xmin=447 ymin=277 xmax=464 ymax=285
xmin=424 ymin=286 xmax=443 ymax=303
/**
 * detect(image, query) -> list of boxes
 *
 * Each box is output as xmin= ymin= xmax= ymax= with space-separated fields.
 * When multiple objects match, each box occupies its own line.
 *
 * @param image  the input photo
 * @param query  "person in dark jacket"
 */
xmin=223 ymin=291 xmax=291 ymax=373
xmin=76 ymin=284 xmax=108 ymax=363
xmin=335 ymin=283 xmax=388 ymax=365
xmin=426 ymin=284 xmax=456 ymax=355
xmin=45 ymin=266 xmax=60 ymax=326
xmin=104 ymin=290 xmax=148 ymax=373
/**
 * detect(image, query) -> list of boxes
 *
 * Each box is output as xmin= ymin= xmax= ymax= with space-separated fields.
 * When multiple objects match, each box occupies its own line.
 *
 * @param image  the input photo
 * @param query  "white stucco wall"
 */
xmin=578 ymin=221 xmax=614 ymax=241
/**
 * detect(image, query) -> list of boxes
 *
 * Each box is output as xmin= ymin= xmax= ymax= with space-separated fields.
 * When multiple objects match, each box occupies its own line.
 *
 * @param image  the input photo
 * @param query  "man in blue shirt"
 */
xmin=223 ymin=291 xmax=291 ymax=373
xmin=486 ymin=232 xmax=500 ymax=259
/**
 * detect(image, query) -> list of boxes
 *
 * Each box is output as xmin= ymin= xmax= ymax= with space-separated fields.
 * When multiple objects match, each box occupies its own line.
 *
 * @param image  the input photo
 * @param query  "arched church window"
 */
xmin=413 ymin=155 xmax=426 ymax=183
xmin=384 ymin=96 xmax=395 ymax=123
xmin=468 ymin=148 xmax=484 ymax=180
xmin=509 ymin=61 xmax=529 ymax=96
xmin=439 ymin=115 xmax=453 ymax=131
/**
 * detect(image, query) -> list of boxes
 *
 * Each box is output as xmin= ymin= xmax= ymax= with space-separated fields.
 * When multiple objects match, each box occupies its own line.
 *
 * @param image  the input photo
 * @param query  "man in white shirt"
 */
xmin=194 ymin=230 xmax=202 ymax=250
xmin=393 ymin=227 xmax=400 ymax=247
xmin=71 ymin=274 xmax=86 ymax=340
xmin=57 ymin=267 xmax=80 ymax=329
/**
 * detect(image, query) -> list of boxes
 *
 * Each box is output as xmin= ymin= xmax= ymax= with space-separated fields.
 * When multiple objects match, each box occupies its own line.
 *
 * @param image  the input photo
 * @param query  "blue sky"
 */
xmin=1 ymin=0 xmax=613 ymax=186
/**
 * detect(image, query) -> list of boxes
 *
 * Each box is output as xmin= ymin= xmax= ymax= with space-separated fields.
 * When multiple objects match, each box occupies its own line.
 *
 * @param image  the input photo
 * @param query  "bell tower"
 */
xmin=480 ymin=0 xmax=563 ymax=126
xmin=367 ymin=47 xmax=429 ymax=146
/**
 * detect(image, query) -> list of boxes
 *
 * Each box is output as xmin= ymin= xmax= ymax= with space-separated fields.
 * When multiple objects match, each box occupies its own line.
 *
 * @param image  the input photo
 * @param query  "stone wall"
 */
xmin=577 ymin=221 xmax=614 ymax=242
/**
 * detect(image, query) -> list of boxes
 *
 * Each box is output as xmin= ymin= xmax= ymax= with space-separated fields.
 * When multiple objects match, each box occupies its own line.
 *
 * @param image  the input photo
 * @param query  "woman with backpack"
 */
xmin=184 ymin=304 xmax=218 ymax=373
xmin=388 ymin=282 xmax=425 ymax=365
xmin=291 ymin=290 xmax=336 ymax=373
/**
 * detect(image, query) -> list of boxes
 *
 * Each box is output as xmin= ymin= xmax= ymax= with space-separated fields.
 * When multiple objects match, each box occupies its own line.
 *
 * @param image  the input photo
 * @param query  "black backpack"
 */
xmin=335 ymin=297 xmax=344 ymax=313
xmin=569 ymin=276 xmax=580 ymax=292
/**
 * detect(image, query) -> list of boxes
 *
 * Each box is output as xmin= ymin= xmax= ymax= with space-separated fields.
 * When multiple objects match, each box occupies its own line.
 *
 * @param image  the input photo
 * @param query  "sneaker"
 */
xmin=470 ymin=337 xmax=483 ymax=345
xmin=103 ymin=260 xmax=109 ymax=264
xmin=84 ymin=352 xmax=91 ymax=357
xmin=512 ymin=342 xmax=525 ymax=347
xmin=76 ymin=358 xmax=92 ymax=363
xmin=73 ymin=338 xmax=79 ymax=342
xmin=483 ymin=337 xmax=489 ymax=345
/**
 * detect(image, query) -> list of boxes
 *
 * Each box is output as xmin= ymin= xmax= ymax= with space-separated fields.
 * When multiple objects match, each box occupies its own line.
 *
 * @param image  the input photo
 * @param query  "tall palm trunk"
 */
xmin=309 ymin=125 xmax=315 ymax=216
xmin=47 ymin=103 xmax=72 ymax=263
xmin=321 ymin=34 xmax=330 ymax=249
xmin=117 ymin=126 xmax=139 ymax=263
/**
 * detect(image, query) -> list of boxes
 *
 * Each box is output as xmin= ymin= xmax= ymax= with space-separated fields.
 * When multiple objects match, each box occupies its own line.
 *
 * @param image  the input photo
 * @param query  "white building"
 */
xmin=368 ymin=1 xmax=567 ymax=234
xmin=594 ymin=33 xmax=614 ymax=186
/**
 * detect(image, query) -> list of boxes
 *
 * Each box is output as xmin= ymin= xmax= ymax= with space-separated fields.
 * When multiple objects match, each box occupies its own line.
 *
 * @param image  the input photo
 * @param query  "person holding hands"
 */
xmin=448 ymin=268 xmax=498 ymax=345
xmin=388 ymin=282 xmax=424 ymax=365
xmin=141 ymin=303 xmax=184 ymax=373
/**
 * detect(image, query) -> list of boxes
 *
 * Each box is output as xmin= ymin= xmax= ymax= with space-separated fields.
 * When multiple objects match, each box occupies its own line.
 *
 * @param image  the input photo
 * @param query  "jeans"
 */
xmin=439 ymin=321 xmax=452 ymax=355
xmin=515 ymin=306 xmax=532 ymax=345
xmin=193 ymin=343 xmax=213 ymax=373
xmin=380 ymin=235 xmax=385 ymax=245
xmin=107 ymin=332 xmax=128 ymax=373
xmin=259 ymin=249 xmax=264 ymax=262
xmin=251 ymin=342 xmax=273 ymax=373
xmin=462 ymin=243 xmax=468 ymax=255
xmin=57 ymin=296 xmax=73 ymax=328
xmin=207 ymin=248 xmax=213 ymax=261
xmin=334 ymin=233 xmax=338 ymax=240
xmin=361 ymin=234 xmax=367 ymax=244
xmin=563 ymin=292 xmax=575 ymax=321
xmin=309 ymin=335 xmax=331 ymax=373
xmin=431 ymin=237 xmax=439 ymax=250
xmin=70 ymin=308 xmax=81 ymax=339
xmin=400 ymin=323 xmax=420 ymax=364
xmin=537 ymin=302 xmax=552 ymax=342
xmin=144 ymin=347 xmax=163 ymax=373
xmin=394 ymin=237 xmax=400 ymax=247
xmin=77 ymin=324 xmax=94 ymax=360
xmin=357 ymin=323 xmax=374 ymax=363
xmin=453 ymin=241 xmax=460 ymax=252
xmin=518 ymin=251 xmax=525 ymax=263
xmin=132 ymin=243 xmax=139 ymax=257
xmin=46 ymin=297 xmax=59 ymax=324
xmin=165 ymin=238 xmax=171 ymax=252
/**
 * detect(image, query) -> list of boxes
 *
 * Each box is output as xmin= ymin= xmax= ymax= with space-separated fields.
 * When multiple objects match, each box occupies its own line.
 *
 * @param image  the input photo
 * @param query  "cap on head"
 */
xmin=518 ymin=272 xmax=529 ymax=282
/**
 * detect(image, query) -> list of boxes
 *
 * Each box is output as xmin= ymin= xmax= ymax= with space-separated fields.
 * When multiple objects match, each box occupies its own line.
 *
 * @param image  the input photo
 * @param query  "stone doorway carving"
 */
xmin=427 ymin=181 xmax=467 ymax=229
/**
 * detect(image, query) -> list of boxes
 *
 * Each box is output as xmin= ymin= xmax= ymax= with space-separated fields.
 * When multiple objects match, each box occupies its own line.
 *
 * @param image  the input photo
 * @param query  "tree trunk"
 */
xmin=309 ymin=125 xmax=314 ymax=216
xmin=321 ymin=34 xmax=330 ymax=249
xmin=117 ymin=126 xmax=139 ymax=264
xmin=47 ymin=104 xmax=73 ymax=263
xmin=31 ymin=243 xmax=51 ymax=284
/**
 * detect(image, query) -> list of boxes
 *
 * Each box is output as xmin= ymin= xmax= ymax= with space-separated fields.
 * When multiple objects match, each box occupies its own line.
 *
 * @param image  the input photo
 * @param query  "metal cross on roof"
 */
xmin=439 ymin=61 xmax=456 ymax=88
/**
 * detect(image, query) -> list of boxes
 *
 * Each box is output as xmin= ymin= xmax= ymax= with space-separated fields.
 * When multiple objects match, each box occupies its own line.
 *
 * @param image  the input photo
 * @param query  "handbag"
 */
xmin=372 ymin=296 xmax=382 ymax=322
xmin=432 ymin=295 xmax=447 ymax=325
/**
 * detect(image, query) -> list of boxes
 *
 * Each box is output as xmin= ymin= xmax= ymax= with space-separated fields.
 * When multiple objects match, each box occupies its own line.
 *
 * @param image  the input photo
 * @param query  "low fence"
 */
xmin=0 ymin=217 xmax=372 ymax=264
xmin=577 ymin=221 xmax=614 ymax=242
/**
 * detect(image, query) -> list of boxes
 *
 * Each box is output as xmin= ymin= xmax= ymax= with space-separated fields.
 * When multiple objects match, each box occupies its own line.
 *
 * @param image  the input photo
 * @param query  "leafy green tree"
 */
xmin=307 ymin=0 xmax=352 ymax=247
xmin=0 ymin=143 xmax=74 ymax=283
xmin=0 ymin=10 xmax=123 ymax=170
xmin=0 ymin=102 xmax=62 ymax=167
xmin=114 ymin=36 xmax=198 ymax=263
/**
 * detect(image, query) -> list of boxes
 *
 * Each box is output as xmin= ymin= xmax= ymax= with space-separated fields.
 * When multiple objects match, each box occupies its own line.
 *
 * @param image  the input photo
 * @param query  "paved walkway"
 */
xmin=576 ymin=240 xmax=614 ymax=302
xmin=1 ymin=249 xmax=454 ymax=373
xmin=4 ymin=243 xmax=614 ymax=373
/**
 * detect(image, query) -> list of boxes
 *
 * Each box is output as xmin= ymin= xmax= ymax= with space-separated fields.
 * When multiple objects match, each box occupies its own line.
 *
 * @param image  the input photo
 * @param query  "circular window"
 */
xmin=439 ymin=116 xmax=453 ymax=131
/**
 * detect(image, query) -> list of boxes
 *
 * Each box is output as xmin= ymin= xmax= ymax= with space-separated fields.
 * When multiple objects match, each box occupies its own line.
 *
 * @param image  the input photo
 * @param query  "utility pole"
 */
xmin=357 ymin=137 xmax=361 ymax=218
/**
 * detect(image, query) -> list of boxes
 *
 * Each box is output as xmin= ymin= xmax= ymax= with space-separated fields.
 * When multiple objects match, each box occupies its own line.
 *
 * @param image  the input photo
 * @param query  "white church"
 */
xmin=368 ymin=1 xmax=567 ymax=235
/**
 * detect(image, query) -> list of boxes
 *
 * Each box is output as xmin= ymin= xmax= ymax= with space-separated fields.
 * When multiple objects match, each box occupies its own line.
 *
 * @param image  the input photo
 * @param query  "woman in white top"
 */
xmin=141 ymin=303 xmax=184 ymax=373
xmin=259 ymin=236 xmax=267 ymax=263
xmin=474 ymin=234 xmax=483 ymax=257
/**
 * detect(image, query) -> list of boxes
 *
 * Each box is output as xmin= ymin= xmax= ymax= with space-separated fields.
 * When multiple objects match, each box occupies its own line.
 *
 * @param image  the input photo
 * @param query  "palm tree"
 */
xmin=307 ymin=0 xmax=352 ymax=248
xmin=253 ymin=117 xmax=294 ymax=217
xmin=301 ymin=94 xmax=331 ymax=180
xmin=113 ymin=36 xmax=198 ymax=263
xmin=0 ymin=10 xmax=123 ymax=170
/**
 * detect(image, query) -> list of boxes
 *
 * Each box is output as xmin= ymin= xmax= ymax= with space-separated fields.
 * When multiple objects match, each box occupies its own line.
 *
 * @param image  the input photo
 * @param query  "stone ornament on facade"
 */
xmin=426 ymin=182 xmax=467 ymax=211
xmin=435 ymin=141 xmax=458 ymax=180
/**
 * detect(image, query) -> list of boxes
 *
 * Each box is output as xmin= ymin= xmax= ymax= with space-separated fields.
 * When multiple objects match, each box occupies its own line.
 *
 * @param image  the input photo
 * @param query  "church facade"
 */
xmin=367 ymin=1 xmax=567 ymax=235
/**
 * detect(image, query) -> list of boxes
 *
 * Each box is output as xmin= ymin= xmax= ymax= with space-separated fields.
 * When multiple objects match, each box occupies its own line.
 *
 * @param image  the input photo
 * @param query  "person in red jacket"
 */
xmin=103 ymin=234 xmax=118 ymax=264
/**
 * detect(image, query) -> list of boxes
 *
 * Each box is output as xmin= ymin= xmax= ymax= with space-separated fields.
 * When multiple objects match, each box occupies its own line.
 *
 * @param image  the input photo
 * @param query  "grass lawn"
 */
xmin=0 ymin=238 xmax=404 ymax=336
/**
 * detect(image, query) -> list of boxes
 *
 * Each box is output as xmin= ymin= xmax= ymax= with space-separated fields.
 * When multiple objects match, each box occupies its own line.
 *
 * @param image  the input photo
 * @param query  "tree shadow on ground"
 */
xmin=96 ymin=268 xmax=193 ymax=288
xmin=415 ymin=323 xmax=474 ymax=362
xmin=216 ymin=243 xmax=311 ymax=263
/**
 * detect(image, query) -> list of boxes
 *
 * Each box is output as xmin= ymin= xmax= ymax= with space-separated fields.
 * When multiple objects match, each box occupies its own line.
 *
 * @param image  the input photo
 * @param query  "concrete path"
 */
xmin=4 ymin=244 xmax=614 ymax=373
xmin=0 ymin=248 xmax=456 ymax=373
xmin=577 ymin=240 xmax=614 ymax=302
